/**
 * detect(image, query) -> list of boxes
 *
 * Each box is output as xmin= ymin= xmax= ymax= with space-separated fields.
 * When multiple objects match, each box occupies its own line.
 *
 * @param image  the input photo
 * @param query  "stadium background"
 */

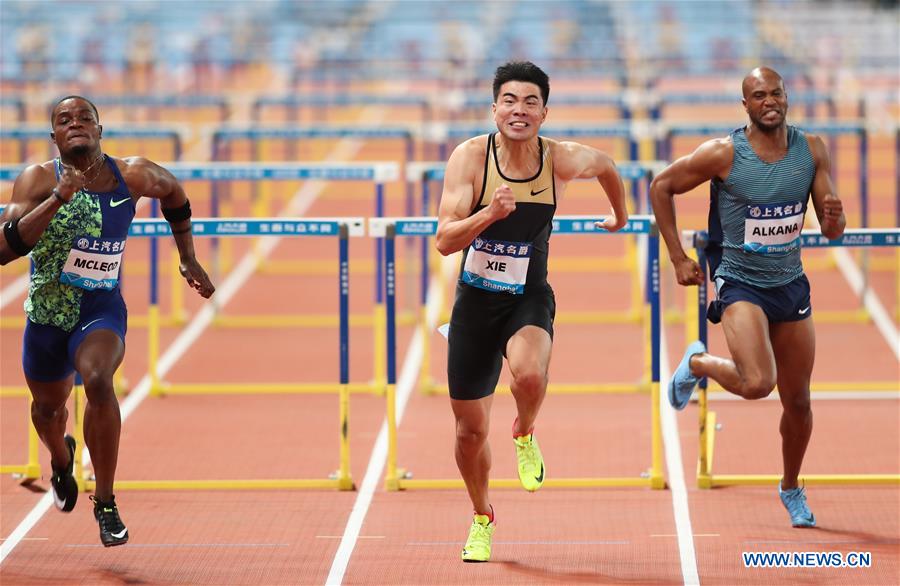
xmin=0 ymin=1 xmax=898 ymax=584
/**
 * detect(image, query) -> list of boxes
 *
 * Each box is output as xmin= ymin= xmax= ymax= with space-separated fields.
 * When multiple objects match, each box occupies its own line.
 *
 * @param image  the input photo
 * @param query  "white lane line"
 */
xmin=806 ymin=213 xmax=898 ymax=359
xmin=830 ymin=248 xmax=899 ymax=360
xmin=0 ymin=273 xmax=29 ymax=309
xmin=660 ymin=337 xmax=701 ymax=586
xmin=325 ymin=271 xmax=444 ymax=586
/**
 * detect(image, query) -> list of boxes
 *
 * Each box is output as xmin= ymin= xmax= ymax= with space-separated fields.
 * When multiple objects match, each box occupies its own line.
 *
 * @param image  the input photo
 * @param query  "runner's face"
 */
xmin=743 ymin=75 xmax=788 ymax=131
xmin=492 ymin=81 xmax=547 ymax=142
xmin=51 ymin=99 xmax=102 ymax=156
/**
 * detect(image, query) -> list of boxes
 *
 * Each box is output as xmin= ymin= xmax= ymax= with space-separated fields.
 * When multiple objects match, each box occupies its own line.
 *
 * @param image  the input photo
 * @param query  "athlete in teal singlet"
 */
xmin=1 ymin=96 xmax=215 ymax=546
xmin=650 ymin=68 xmax=846 ymax=528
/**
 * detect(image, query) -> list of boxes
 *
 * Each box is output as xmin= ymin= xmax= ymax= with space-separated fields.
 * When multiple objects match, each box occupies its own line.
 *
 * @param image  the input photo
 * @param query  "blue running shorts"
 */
xmin=22 ymin=289 xmax=127 ymax=382
xmin=707 ymin=274 xmax=811 ymax=324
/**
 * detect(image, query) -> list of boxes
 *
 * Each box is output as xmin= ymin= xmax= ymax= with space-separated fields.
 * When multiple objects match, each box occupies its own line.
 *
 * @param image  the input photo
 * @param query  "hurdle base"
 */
xmin=394 ymin=477 xmax=659 ymax=490
xmin=0 ymin=386 xmax=29 ymax=398
xmin=1 ymin=464 xmax=41 ymax=480
xmin=84 ymin=478 xmax=355 ymax=491
xmin=698 ymin=474 xmax=900 ymax=488
xmin=427 ymin=383 xmax=650 ymax=395
xmin=156 ymin=382 xmax=381 ymax=395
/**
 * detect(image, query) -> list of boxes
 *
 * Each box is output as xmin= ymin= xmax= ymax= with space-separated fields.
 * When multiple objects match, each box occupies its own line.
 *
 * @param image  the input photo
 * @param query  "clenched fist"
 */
xmin=486 ymin=184 xmax=516 ymax=221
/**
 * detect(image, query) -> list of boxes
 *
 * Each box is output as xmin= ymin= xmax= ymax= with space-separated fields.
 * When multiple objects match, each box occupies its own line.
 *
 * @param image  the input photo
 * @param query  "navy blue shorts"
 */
xmin=22 ymin=289 xmax=128 ymax=382
xmin=707 ymin=274 xmax=811 ymax=324
xmin=447 ymin=282 xmax=555 ymax=400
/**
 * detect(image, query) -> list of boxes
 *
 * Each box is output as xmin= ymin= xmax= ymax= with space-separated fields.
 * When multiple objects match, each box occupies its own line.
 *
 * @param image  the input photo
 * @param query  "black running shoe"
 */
xmin=91 ymin=495 xmax=129 ymax=547
xmin=50 ymin=435 xmax=78 ymax=512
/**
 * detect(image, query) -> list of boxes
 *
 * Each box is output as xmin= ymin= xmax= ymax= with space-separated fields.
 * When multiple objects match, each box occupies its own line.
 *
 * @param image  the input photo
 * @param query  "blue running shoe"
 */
xmin=779 ymin=482 xmax=816 ymax=528
xmin=668 ymin=341 xmax=705 ymax=410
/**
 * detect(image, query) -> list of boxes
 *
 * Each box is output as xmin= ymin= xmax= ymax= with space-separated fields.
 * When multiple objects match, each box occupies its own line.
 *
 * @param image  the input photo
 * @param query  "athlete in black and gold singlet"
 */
xmin=435 ymin=62 xmax=629 ymax=562
xmin=0 ymin=96 xmax=215 ymax=547
xmin=449 ymin=131 xmax=557 ymax=400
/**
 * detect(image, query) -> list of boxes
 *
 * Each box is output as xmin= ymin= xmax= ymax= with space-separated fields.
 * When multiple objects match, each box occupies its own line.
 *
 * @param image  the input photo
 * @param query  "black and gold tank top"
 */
xmin=459 ymin=133 xmax=556 ymax=294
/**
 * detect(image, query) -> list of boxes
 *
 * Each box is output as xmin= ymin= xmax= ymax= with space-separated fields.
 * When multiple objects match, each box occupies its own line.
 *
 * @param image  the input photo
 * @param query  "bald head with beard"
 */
xmin=742 ymin=67 xmax=788 ymax=131
xmin=742 ymin=67 xmax=784 ymax=98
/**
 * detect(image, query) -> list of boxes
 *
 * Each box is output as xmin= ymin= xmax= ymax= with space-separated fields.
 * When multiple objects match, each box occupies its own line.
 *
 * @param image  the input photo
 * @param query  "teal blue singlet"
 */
xmin=708 ymin=126 xmax=816 ymax=288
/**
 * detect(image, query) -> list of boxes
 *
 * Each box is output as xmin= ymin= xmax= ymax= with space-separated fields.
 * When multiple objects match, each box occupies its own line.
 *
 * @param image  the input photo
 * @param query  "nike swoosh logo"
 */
xmin=81 ymin=318 xmax=103 ymax=331
xmin=111 ymin=529 xmax=128 ymax=539
xmin=535 ymin=463 xmax=544 ymax=483
xmin=530 ymin=187 xmax=549 ymax=196
xmin=53 ymin=491 xmax=67 ymax=509
xmin=110 ymin=198 xmax=131 ymax=207
xmin=798 ymin=306 xmax=810 ymax=315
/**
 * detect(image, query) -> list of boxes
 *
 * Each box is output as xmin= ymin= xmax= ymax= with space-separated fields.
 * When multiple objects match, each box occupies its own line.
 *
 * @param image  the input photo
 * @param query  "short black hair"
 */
xmin=492 ymin=61 xmax=550 ymax=105
xmin=51 ymin=95 xmax=100 ymax=125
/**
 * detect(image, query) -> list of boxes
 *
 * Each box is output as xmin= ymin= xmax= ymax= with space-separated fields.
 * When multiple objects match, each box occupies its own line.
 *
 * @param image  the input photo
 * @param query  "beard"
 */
xmin=68 ymin=143 xmax=92 ymax=156
xmin=751 ymin=110 xmax=786 ymax=131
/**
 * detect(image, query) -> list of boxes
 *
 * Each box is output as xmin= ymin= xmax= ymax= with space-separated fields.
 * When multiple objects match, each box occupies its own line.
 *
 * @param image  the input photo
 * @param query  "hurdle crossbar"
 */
xmin=0 ymin=126 xmax=185 ymax=161
xmin=372 ymin=214 xmax=665 ymax=491
xmin=685 ymin=228 xmax=900 ymax=488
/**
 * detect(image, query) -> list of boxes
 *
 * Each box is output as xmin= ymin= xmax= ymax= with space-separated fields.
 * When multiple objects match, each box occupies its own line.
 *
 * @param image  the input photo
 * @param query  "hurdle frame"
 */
xmin=165 ymin=162 xmax=400 ymax=393
xmin=98 ymin=217 xmax=361 ymax=491
xmin=0 ymin=125 xmax=184 ymax=163
xmin=371 ymin=215 xmax=665 ymax=491
xmin=685 ymin=228 xmax=900 ymax=488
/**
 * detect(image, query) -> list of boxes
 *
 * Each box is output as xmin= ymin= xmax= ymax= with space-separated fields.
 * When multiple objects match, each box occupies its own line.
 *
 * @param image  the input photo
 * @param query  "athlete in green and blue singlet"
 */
xmin=0 ymin=96 xmax=215 ymax=546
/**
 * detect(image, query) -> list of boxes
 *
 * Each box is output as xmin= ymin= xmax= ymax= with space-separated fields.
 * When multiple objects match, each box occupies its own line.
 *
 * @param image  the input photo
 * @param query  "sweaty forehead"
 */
xmin=498 ymin=81 xmax=542 ymax=100
xmin=743 ymin=73 xmax=784 ymax=96
xmin=54 ymin=100 xmax=95 ymax=120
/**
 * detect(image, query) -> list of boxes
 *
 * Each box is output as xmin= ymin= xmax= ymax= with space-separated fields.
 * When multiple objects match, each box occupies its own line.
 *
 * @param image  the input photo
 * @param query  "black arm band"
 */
xmin=161 ymin=200 xmax=191 ymax=223
xmin=3 ymin=218 xmax=34 ymax=257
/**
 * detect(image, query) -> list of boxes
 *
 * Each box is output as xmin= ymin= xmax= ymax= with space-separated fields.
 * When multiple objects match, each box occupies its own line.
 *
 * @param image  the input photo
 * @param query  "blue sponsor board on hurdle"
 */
xmin=0 ymin=163 xmax=399 ymax=183
xmin=553 ymin=215 xmax=653 ymax=234
xmin=369 ymin=214 xmax=655 ymax=237
xmin=799 ymin=229 xmax=899 ymax=248
xmin=127 ymin=218 xmax=365 ymax=237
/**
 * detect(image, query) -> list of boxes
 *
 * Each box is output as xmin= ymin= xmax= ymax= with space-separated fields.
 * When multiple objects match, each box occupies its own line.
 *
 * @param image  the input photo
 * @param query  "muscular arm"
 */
xmin=435 ymin=138 xmax=514 ymax=255
xmin=0 ymin=163 xmax=79 ymax=265
xmin=553 ymin=141 xmax=628 ymax=231
xmin=806 ymin=134 xmax=845 ymax=239
xmin=122 ymin=157 xmax=215 ymax=297
xmin=649 ymin=138 xmax=733 ymax=285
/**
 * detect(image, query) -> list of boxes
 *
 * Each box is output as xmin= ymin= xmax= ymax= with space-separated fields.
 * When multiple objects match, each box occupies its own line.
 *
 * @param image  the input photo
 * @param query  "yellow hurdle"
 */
xmin=383 ymin=215 xmax=666 ymax=491
xmin=0 ymin=395 xmax=41 ymax=480
xmin=687 ymin=229 xmax=900 ymax=488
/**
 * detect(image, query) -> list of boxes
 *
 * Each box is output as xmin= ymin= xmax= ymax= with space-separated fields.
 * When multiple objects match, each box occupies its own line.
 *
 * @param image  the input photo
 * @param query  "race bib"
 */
xmin=461 ymin=237 xmax=531 ymax=294
xmin=59 ymin=235 xmax=126 ymax=290
xmin=743 ymin=201 xmax=804 ymax=254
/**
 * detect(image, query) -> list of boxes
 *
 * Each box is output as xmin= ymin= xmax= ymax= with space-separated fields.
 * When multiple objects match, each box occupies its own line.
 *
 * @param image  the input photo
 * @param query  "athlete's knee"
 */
xmin=511 ymin=369 xmax=547 ymax=397
xmin=781 ymin=389 xmax=812 ymax=417
xmin=455 ymin=421 xmax=489 ymax=449
xmin=79 ymin=367 xmax=117 ymax=400
xmin=741 ymin=375 xmax=777 ymax=400
xmin=31 ymin=400 xmax=66 ymax=422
